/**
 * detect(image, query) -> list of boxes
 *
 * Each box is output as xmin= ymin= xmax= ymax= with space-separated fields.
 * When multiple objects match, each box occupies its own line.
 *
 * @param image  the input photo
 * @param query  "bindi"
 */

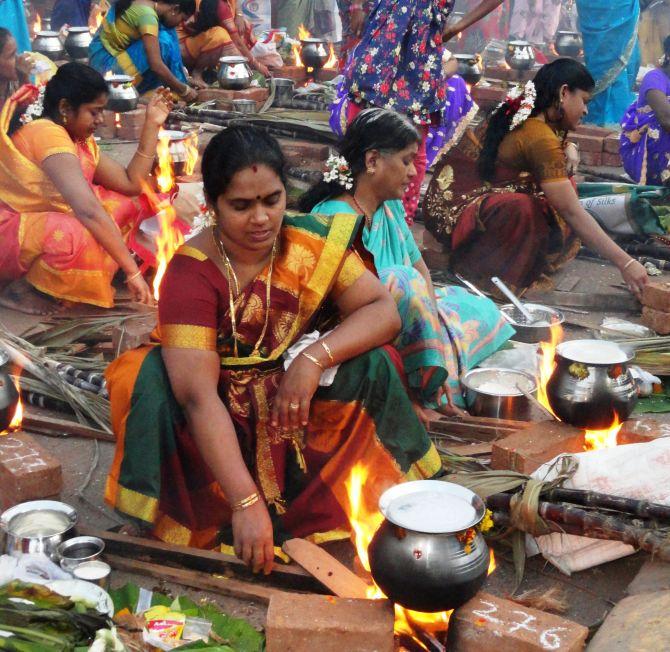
xmin=252 ymin=164 xmax=258 ymax=173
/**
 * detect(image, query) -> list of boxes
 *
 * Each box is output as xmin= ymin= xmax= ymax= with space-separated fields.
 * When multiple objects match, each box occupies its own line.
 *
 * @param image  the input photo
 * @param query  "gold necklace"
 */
xmin=211 ymin=228 xmax=277 ymax=357
xmin=351 ymin=195 xmax=373 ymax=229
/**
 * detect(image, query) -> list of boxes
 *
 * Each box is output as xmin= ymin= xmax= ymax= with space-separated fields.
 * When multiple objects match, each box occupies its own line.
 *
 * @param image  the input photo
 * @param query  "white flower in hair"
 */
xmin=20 ymin=86 xmax=46 ymax=125
xmin=507 ymin=81 xmax=537 ymax=132
xmin=323 ymin=155 xmax=353 ymax=190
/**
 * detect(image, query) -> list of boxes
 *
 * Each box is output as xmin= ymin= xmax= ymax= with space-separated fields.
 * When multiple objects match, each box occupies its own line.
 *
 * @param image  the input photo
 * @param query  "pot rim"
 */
xmin=219 ymin=56 xmax=248 ymax=64
xmin=66 ymin=26 xmax=91 ymax=34
xmin=507 ymin=39 xmax=533 ymax=46
xmin=105 ymin=74 xmax=134 ymax=84
xmin=379 ymin=480 xmax=486 ymax=534
xmin=555 ymin=339 xmax=634 ymax=365
xmin=57 ymin=536 xmax=105 ymax=561
xmin=462 ymin=367 xmax=537 ymax=397
xmin=1 ymin=500 xmax=77 ymax=536
xmin=34 ymin=31 xmax=60 ymax=38
xmin=499 ymin=302 xmax=565 ymax=328
xmin=300 ymin=38 xmax=327 ymax=45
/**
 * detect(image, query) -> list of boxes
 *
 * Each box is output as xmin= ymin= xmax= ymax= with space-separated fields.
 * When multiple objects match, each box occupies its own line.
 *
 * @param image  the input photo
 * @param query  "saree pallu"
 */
xmin=0 ymin=87 xmax=152 ymax=307
xmin=575 ymin=0 xmax=640 ymax=127
xmin=105 ymin=213 xmax=441 ymax=548
xmin=89 ymin=7 xmax=187 ymax=95
xmin=0 ymin=0 xmax=31 ymax=53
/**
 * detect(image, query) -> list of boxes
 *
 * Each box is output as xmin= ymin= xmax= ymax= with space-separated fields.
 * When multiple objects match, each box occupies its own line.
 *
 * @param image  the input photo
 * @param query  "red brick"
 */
xmin=642 ymin=306 xmax=670 ymax=335
xmin=266 ymin=594 xmax=394 ymax=652
xmin=575 ymin=124 xmax=615 ymax=138
xmin=96 ymin=110 xmax=118 ymax=140
xmin=619 ymin=417 xmax=670 ymax=445
xmin=602 ymin=152 xmax=622 ymax=167
xmin=0 ymin=433 xmax=62 ymax=510
xmin=117 ymin=108 xmax=146 ymax=141
xmin=579 ymin=150 xmax=603 ymax=167
xmin=569 ymin=133 xmax=604 ymax=152
xmin=604 ymin=134 xmax=621 ymax=154
xmin=449 ymin=592 xmax=588 ymax=652
xmin=491 ymin=421 xmax=585 ymax=474
xmin=273 ymin=65 xmax=308 ymax=83
xmin=641 ymin=280 xmax=670 ymax=311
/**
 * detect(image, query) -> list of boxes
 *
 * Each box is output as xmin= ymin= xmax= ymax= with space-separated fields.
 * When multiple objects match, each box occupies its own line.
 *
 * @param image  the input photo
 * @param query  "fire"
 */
xmin=297 ymin=24 xmax=311 ymax=40
xmin=183 ymin=132 xmax=199 ymax=176
xmin=536 ymin=324 xmax=562 ymax=417
xmin=33 ymin=13 xmax=42 ymax=36
xmin=152 ymin=203 xmax=184 ymax=300
xmin=1 ymin=375 xmax=23 ymax=436
xmin=323 ymin=43 xmax=338 ymax=69
xmin=343 ymin=463 xmax=454 ymax=645
xmin=584 ymin=415 xmax=622 ymax=451
xmin=156 ymin=131 xmax=174 ymax=194
xmin=488 ymin=548 xmax=496 ymax=574
xmin=114 ymin=112 xmax=121 ymax=136
xmin=90 ymin=6 xmax=104 ymax=33
xmin=292 ymin=42 xmax=303 ymax=67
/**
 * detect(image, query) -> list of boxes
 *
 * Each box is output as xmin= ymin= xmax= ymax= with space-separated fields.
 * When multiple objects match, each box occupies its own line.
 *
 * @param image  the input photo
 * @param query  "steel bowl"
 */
xmin=32 ymin=31 xmax=65 ymax=61
xmin=500 ymin=303 xmax=564 ymax=344
xmin=57 ymin=536 xmax=105 ymax=571
xmin=272 ymin=77 xmax=295 ymax=107
xmin=462 ymin=368 xmax=537 ymax=420
xmin=547 ymin=340 xmax=637 ymax=429
xmin=1 ymin=500 xmax=77 ymax=559
xmin=300 ymin=38 xmax=329 ymax=70
xmin=64 ymin=26 xmax=92 ymax=60
xmin=232 ymin=98 xmax=257 ymax=114
xmin=453 ymin=54 xmax=482 ymax=85
xmin=505 ymin=39 xmax=536 ymax=71
xmin=218 ymin=56 xmax=252 ymax=90
xmin=554 ymin=30 xmax=583 ymax=58
xmin=369 ymin=481 xmax=489 ymax=612
xmin=105 ymin=74 xmax=139 ymax=112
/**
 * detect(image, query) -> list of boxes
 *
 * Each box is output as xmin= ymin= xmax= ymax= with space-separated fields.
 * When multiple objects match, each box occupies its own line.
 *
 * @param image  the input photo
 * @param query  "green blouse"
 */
xmin=100 ymin=4 xmax=159 ymax=55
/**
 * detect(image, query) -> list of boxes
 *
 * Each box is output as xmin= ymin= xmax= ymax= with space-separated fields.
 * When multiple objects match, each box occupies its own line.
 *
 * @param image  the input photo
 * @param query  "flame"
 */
xmin=292 ymin=43 xmax=303 ymax=67
xmin=297 ymin=24 xmax=311 ymax=40
xmin=536 ymin=324 xmax=562 ymax=417
xmin=152 ymin=203 xmax=184 ymax=300
xmin=584 ymin=415 xmax=622 ymax=451
xmin=183 ymin=132 xmax=199 ymax=176
xmin=90 ymin=6 xmax=104 ymax=33
xmin=323 ymin=43 xmax=338 ymax=69
xmin=156 ymin=131 xmax=174 ymax=194
xmin=104 ymin=70 xmax=115 ymax=80
xmin=343 ymin=463 xmax=453 ymax=645
xmin=488 ymin=549 xmax=496 ymax=574
xmin=114 ymin=112 xmax=121 ymax=136
xmin=33 ymin=13 xmax=42 ymax=36
xmin=2 ymin=374 xmax=23 ymax=436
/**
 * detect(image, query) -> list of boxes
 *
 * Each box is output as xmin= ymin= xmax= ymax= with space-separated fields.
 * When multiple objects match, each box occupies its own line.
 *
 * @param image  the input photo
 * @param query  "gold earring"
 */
xmin=61 ymin=112 xmax=68 ymax=125
xmin=367 ymin=167 xmax=374 ymax=174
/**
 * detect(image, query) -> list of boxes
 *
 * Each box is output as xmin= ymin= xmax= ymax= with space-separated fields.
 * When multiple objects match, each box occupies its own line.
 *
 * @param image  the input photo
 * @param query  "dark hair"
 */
xmin=298 ymin=107 xmax=420 ymax=213
xmin=9 ymin=62 xmax=108 ymax=134
xmin=477 ymin=58 xmax=595 ymax=181
xmin=193 ymin=0 xmax=219 ymax=33
xmin=0 ymin=27 xmax=11 ymax=53
xmin=202 ymin=125 xmax=287 ymax=204
xmin=115 ymin=0 xmax=195 ymax=19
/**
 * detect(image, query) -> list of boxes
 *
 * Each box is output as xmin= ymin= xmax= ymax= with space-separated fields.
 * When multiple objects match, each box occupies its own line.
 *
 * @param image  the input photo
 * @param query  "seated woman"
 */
xmin=620 ymin=35 xmax=670 ymax=186
xmin=423 ymin=58 xmax=649 ymax=297
xmin=0 ymin=62 xmax=172 ymax=314
xmin=300 ymin=108 xmax=514 ymax=418
xmin=104 ymin=125 xmax=441 ymax=568
xmin=89 ymin=0 xmax=199 ymax=102
xmin=179 ymin=0 xmax=270 ymax=84
xmin=0 ymin=28 xmax=32 ymax=106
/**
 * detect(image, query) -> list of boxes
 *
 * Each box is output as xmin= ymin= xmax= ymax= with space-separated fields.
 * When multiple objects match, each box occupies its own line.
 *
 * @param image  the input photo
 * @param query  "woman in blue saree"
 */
xmin=89 ymin=0 xmax=198 ymax=100
xmin=301 ymin=108 xmax=514 ymax=420
xmin=576 ymin=0 xmax=641 ymax=127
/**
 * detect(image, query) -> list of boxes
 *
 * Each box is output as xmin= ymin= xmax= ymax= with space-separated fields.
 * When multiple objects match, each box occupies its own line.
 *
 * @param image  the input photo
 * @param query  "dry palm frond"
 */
xmin=26 ymin=314 xmax=145 ymax=348
xmin=0 ymin=330 xmax=111 ymax=432
xmin=513 ymin=587 xmax=569 ymax=614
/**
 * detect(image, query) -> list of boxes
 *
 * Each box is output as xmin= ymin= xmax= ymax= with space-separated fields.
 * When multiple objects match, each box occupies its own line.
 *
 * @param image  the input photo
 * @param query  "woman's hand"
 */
xmin=620 ymin=259 xmax=648 ymax=298
xmin=437 ymin=382 xmax=467 ymax=417
xmin=350 ymin=7 xmax=367 ymax=36
xmin=145 ymin=87 xmax=174 ymax=128
xmin=15 ymin=53 xmax=34 ymax=77
xmin=564 ymin=142 xmax=580 ymax=176
xmin=232 ymin=499 xmax=274 ymax=574
xmin=180 ymin=86 xmax=199 ymax=103
xmin=272 ymin=354 xmax=322 ymax=430
xmin=442 ymin=25 xmax=461 ymax=43
xmin=252 ymin=59 xmax=271 ymax=78
xmin=127 ymin=272 xmax=155 ymax=305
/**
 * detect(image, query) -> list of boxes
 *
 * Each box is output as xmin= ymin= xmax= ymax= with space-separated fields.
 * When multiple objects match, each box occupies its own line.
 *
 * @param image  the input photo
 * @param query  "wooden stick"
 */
xmin=23 ymin=412 xmax=115 ymax=442
xmin=106 ymin=555 xmax=293 ymax=605
xmin=514 ymin=384 xmax=558 ymax=422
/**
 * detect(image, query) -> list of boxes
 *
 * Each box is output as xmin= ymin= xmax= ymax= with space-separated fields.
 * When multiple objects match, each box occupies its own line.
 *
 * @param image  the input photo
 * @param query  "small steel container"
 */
xmin=272 ymin=77 xmax=295 ymax=107
xmin=57 ymin=536 xmax=105 ymax=571
xmin=232 ymin=98 xmax=257 ymax=114
xmin=462 ymin=367 xmax=537 ymax=420
xmin=73 ymin=560 xmax=111 ymax=590
xmin=554 ymin=31 xmax=583 ymax=58
xmin=300 ymin=38 xmax=329 ymax=70
xmin=500 ymin=303 xmax=564 ymax=344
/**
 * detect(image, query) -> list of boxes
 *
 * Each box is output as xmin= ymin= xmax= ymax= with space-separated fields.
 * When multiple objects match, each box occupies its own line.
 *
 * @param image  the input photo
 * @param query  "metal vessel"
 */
xmin=218 ymin=56 xmax=253 ymax=90
xmin=64 ymin=26 xmax=92 ymax=60
xmin=105 ymin=74 xmax=139 ymax=112
xmin=32 ymin=31 xmax=65 ymax=61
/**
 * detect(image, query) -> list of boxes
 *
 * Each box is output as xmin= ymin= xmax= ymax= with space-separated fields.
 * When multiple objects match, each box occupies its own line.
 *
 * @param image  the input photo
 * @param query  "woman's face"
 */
xmin=159 ymin=4 xmax=189 ymax=27
xmin=0 ymin=37 xmax=18 ymax=82
xmin=368 ymin=143 xmax=419 ymax=200
xmin=214 ymin=164 xmax=286 ymax=256
xmin=560 ymin=87 xmax=591 ymax=131
xmin=63 ymin=93 xmax=108 ymax=140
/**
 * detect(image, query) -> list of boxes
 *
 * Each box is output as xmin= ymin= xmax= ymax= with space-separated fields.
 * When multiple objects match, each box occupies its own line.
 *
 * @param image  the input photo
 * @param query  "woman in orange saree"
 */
xmin=105 ymin=125 xmax=441 ymax=572
xmin=0 ymin=63 xmax=172 ymax=314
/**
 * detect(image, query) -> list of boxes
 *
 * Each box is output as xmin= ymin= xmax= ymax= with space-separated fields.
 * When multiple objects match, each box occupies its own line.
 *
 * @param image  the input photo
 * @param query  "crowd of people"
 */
xmin=0 ymin=0 xmax=668 ymax=571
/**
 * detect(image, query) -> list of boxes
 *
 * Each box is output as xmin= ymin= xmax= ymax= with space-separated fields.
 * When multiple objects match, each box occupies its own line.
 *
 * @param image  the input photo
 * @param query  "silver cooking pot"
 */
xmin=32 ymin=31 xmax=65 ymax=61
xmin=105 ymin=74 xmax=139 ymax=112
xmin=1 ymin=500 xmax=77 ymax=560
xmin=505 ymin=39 xmax=536 ymax=71
xmin=218 ymin=56 xmax=252 ymax=90
xmin=64 ymin=26 xmax=92 ymax=60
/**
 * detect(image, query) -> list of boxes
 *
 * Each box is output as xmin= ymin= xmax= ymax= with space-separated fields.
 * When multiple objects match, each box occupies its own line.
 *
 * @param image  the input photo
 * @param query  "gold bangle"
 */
xmin=232 ymin=491 xmax=260 ymax=512
xmin=301 ymin=351 xmax=324 ymax=370
xmin=320 ymin=340 xmax=335 ymax=365
xmin=124 ymin=269 xmax=142 ymax=284
xmin=135 ymin=149 xmax=154 ymax=160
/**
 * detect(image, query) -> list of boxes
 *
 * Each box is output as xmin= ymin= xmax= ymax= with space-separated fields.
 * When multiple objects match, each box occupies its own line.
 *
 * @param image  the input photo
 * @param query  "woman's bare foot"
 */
xmin=0 ymin=278 xmax=64 ymax=315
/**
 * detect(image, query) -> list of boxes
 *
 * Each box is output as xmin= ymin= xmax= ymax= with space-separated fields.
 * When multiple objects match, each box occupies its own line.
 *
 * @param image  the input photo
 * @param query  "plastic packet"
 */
xmin=182 ymin=616 xmax=212 ymax=642
xmin=144 ymin=605 xmax=186 ymax=649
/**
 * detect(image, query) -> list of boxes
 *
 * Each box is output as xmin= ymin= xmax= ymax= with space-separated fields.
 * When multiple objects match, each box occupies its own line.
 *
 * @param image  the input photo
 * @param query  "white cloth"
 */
xmin=0 ymin=553 xmax=71 ymax=586
xmin=283 ymin=330 xmax=339 ymax=386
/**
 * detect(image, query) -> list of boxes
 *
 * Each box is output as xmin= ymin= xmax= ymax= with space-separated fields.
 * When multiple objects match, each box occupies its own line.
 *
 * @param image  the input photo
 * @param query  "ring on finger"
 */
xmin=289 ymin=402 xmax=300 ymax=410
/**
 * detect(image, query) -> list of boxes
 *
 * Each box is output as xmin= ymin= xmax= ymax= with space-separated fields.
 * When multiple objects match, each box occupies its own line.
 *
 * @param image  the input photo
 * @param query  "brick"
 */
xmin=579 ymin=150 xmax=602 ymax=167
xmin=448 ymin=592 xmax=588 ymax=652
xmin=117 ymin=108 xmax=146 ymax=141
xmin=96 ymin=110 xmax=118 ymax=140
xmin=316 ymin=67 xmax=339 ymax=82
xmin=618 ymin=417 xmax=670 ymax=445
xmin=111 ymin=315 xmax=157 ymax=354
xmin=265 ymin=594 xmax=394 ymax=652
xmin=279 ymin=139 xmax=330 ymax=167
xmin=0 ymin=432 xmax=62 ymax=510
xmin=641 ymin=280 xmax=670 ymax=311
xmin=491 ymin=421 xmax=585 ymax=474
xmin=641 ymin=306 xmax=670 ymax=335
xmin=627 ymin=560 xmax=670 ymax=596
xmin=601 ymin=152 xmax=622 ymax=167
xmin=604 ymin=134 xmax=621 ymax=154
xmin=569 ymin=133 xmax=603 ymax=152
xmin=197 ymin=86 xmax=269 ymax=106
xmin=273 ymin=65 xmax=308 ymax=83
xmin=575 ymin=124 xmax=615 ymax=138
xmin=587 ymin=590 xmax=670 ymax=651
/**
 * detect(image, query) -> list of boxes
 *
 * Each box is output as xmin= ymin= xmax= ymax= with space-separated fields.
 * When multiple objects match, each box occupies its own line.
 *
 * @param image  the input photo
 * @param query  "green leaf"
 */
xmin=199 ymin=604 xmax=264 ymax=652
xmin=108 ymin=583 xmax=140 ymax=615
